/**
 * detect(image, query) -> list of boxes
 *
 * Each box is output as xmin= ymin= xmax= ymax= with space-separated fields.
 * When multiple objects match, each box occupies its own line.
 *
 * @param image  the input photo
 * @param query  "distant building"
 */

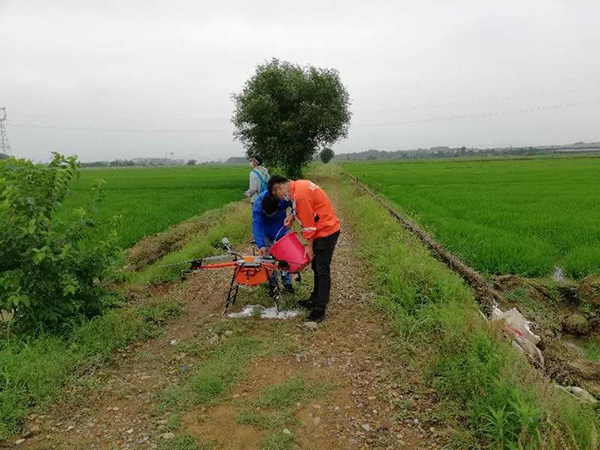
xmin=225 ymin=156 xmax=248 ymax=164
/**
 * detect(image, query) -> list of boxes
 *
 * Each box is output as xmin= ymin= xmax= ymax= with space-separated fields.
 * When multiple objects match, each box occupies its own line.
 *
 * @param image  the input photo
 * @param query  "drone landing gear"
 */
xmin=223 ymin=269 xmax=240 ymax=314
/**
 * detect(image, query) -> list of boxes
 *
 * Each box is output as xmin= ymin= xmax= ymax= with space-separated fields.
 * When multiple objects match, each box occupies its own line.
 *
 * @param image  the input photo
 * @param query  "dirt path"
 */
xmin=17 ymin=177 xmax=448 ymax=450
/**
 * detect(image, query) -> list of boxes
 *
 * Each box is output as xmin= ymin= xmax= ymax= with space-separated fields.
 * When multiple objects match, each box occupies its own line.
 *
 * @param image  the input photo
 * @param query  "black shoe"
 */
xmin=296 ymin=298 xmax=315 ymax=309
xmin=306 ymin=309 xmax=325 ymax=323
xmin=283 ymin=284 xmax=295 ymax=295
xmin=268 ymin=284 xmax=279 ymax=298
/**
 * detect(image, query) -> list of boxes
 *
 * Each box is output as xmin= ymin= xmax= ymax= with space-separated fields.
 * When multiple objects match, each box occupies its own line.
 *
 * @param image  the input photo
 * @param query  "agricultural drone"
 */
xmin=179 ymin=235 xmax=308 ymax=313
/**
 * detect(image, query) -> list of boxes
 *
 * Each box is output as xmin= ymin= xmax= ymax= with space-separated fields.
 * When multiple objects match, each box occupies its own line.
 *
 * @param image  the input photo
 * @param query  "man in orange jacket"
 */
xmin=268 ymin=175 xmax=340 ymax=323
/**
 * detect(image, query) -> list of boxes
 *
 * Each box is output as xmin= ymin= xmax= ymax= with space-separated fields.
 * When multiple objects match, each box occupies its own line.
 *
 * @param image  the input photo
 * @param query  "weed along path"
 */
xmin=15 ymin=175 xmax=446 ymax=449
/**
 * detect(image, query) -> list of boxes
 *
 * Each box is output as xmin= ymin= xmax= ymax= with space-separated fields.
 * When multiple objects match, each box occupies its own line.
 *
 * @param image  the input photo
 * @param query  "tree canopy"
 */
xmin=232 ymin=59 xmax=351 ymax=178
xmin=319 ymin=147 xmax=335 ymax=164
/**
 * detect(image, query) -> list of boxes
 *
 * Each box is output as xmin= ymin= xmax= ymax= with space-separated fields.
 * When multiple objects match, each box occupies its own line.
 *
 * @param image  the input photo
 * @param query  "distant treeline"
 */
xmin=334 ymin=142 xmax=600 ymax=161
xmin=65 ymin=141 xmax=600 ymax=167
xmin=79 ymin=157 xmax=249 ymax=168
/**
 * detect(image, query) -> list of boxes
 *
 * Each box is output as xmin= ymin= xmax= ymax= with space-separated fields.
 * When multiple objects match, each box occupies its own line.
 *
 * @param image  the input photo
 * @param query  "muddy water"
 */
xmin=560 ymin=333 xmax=599 ymax=358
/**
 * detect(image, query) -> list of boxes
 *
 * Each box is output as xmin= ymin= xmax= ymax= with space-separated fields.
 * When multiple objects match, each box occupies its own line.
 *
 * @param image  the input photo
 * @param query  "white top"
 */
xmin=245 ymin=166 xmax=269 ymax=203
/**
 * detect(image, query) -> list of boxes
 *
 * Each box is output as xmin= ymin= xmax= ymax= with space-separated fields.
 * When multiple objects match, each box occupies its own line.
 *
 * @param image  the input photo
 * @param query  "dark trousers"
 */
xmin=264 ymin=237 xmax=292 ymax=287
xmin=310 ymin=231 xmax=340 ymax=313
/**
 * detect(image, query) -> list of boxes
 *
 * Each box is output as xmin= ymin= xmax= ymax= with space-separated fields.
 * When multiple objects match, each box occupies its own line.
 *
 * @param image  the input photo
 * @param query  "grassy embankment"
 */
xmin=345 ymin=157 xmax=600 ymax=278
xmin=129 ymin=201 xmax=251 ymax=284
xmin=337 ymin=168 xmax=599 ymax=449
xmin=1 ymin=192 xmax=253 ymax=439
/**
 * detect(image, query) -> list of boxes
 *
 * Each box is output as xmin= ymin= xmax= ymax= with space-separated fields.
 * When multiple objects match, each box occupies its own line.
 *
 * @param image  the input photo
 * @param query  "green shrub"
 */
xmin=0 ymin=153 xmax=121 ymax=333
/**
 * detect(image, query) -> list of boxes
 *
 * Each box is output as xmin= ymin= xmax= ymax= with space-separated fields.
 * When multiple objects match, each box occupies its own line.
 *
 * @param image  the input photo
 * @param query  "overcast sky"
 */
xmin=1 ymin=0 xmax=599 ymax=162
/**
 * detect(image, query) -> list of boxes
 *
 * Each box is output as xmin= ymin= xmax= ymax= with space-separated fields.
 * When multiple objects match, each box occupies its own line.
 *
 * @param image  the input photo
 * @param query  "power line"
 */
xmin=355 ymin=100 xmax=600 ymax=128
xmin=362 ymin=86 xmax=599 ymax=114
xmin=7 ymin=123 xmax=230 ymax=133
xmin=11 ymin=113 xmax=230 ymax=122
xmin=7 ymin=99 xmax=599 ymax=135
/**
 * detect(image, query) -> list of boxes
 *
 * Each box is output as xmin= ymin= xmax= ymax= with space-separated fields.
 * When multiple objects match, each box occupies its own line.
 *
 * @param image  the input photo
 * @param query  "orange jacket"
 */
xmin=290 ymin=180 xmax=340 ymax=241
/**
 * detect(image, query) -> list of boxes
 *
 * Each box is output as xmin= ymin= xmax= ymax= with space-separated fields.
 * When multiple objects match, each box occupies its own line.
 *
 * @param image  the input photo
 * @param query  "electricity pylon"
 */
xmin=0 ymin=107 xmax=11 ymax=156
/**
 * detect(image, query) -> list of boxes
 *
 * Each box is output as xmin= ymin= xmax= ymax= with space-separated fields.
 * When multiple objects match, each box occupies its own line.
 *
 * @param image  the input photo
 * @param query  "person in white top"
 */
xmin=245 ymin=156 xmax=270 ymax=204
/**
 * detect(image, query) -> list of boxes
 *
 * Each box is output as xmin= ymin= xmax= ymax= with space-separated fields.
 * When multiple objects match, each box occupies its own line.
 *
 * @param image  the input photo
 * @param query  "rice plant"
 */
xmin=346 ymin=157 xmax=600 ymax=278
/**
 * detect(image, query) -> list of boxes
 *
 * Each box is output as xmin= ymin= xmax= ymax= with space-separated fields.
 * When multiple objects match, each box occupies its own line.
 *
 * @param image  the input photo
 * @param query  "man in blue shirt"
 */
xmin=253 ymin=191 xmax=295 ymax=294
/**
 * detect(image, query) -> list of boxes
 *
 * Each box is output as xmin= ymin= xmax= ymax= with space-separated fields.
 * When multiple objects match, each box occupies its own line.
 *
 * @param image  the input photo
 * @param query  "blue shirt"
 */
xmin=252 ymin=191 xmax=291 ymax=248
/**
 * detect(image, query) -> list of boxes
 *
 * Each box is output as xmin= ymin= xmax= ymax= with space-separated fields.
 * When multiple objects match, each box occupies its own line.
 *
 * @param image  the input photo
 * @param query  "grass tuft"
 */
xmin=261 ymin=431 xmax=295 ymax=450
xmin=237 ymin=409 xmax=296 ymax=431
xmin=581 ymin=340 xmax=600 ymax=362
xmin=236 ymin=374 xmax=330 ymax=448
xmin=254 ymin=375 xmax=304 ymax=408
xmin=158 ymin=337 xmax=262 ymax=414
xmin=159 ymin=434 xmax=212 ymax=450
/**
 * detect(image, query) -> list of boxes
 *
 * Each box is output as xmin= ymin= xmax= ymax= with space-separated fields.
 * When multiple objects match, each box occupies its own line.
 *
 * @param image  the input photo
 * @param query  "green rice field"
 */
xmin=345 ymin=157 xmax=600 ymax=278
xmin=63 ymin=166 xmax=248 ymax=247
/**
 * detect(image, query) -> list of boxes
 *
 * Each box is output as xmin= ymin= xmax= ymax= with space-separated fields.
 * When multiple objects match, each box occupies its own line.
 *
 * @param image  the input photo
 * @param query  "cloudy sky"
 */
xmin=1 ymin=0 xmax=599 ymax=162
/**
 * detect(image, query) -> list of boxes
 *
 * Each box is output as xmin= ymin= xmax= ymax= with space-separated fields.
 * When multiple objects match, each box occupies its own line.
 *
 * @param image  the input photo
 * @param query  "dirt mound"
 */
xmin=567 ymin=359 xmax=600 ymax=397
xmin=580 ymin=275 xmax=600 ymax=306
xmin=563 ymin=312 xmax=590 ymax=336
xmin=126 ymin=204 xmax=240 ymax=270
xmin=493 ymin=274 xmax=524 ymax=292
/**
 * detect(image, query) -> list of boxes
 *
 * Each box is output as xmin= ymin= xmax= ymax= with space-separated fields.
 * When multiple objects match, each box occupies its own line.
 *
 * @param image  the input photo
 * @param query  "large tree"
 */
xmin=232 ymin=59 xmax=351 ymax=178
